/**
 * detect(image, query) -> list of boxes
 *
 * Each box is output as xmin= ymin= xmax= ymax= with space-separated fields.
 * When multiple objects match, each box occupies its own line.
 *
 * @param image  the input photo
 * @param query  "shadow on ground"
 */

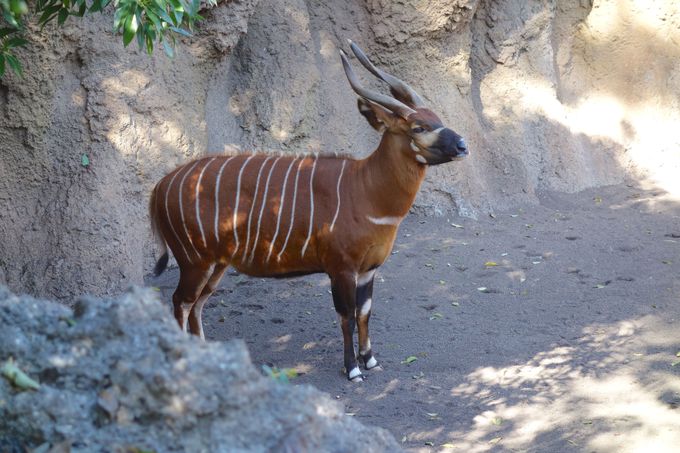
xmin=150 ymin=182 xmax=680 ymax=452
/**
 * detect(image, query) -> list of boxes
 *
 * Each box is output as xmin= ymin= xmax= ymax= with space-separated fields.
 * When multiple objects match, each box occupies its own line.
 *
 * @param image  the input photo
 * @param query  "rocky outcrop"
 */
xmin=0 ymin=286 xmax=401 ymax=452
xmin=1 ymin=0 xmax=679 ymax=299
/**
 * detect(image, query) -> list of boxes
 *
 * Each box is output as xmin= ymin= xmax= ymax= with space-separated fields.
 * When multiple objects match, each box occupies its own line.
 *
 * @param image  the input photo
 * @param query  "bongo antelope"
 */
xmin=149 ymin=40 xmax=468 ymax=381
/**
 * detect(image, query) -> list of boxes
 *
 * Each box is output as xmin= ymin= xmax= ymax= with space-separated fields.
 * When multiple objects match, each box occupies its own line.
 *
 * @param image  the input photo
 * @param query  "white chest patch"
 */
xmin=367 ymin=215 xmax=402 ymax=226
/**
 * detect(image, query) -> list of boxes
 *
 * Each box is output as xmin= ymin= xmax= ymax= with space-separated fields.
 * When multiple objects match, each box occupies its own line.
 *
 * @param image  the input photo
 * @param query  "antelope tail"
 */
xmin=149 ymin=185 xmax=169 ymax=276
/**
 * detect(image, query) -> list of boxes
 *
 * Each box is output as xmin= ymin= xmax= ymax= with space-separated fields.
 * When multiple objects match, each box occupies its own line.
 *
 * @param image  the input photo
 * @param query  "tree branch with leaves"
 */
xmin=0 ymin=0 xmax=215 ymax=77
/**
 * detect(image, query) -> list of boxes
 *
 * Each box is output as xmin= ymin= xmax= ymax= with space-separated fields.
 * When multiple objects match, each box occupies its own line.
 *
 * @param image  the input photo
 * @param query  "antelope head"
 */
xmin=340 ymin=40 xmax=469 ymax=165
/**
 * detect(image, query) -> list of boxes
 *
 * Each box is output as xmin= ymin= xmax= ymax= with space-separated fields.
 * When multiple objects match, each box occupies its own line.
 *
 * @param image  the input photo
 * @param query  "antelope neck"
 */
xmin=360 ymin=131 xmax=426 ymax=217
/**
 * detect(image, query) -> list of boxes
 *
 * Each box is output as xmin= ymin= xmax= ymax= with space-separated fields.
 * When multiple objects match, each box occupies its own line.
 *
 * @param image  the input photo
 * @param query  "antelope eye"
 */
xmin=411 ymin=126 xmax=425 ymax=134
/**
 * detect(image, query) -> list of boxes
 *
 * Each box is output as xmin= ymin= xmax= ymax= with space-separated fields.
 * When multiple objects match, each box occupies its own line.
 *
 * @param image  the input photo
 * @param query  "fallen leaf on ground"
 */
xmin=485 ymin=261 xmax=498 ymax=267
xmin=402 ymin=356 xmax=418 ymax=364
xmin=1 ymin=358 xmax=40 ymax=391
xmin=488 ymin=437 xmax=502 ymax=445
xmin=429 ymin=313 xmax=443 ymax=320
xmin=441 ymin=443 xmax=456 ymax=449
xmin=491 ymin=417 xmax=503 ymax=426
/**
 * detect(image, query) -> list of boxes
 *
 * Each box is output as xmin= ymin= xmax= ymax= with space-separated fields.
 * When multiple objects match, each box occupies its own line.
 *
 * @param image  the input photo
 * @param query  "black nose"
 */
xmin=456 ymin=138 xmax=467 ymax=154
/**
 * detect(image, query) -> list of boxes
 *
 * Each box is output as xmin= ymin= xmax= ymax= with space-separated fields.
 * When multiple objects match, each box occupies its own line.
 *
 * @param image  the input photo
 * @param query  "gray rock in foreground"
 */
xmin=0 ymin=286 xmax=401 ymax=452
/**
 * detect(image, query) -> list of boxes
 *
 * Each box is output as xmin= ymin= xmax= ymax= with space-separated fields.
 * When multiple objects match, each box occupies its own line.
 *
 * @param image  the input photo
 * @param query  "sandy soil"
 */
xmin=152 ymin=182 xmax=680 ymax=452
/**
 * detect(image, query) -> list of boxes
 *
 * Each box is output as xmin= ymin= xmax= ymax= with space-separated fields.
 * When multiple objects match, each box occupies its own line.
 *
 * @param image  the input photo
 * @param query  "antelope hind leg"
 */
xmin=188 ymin=263 xmax=229 ymax=340
xmin=172 ymin=265 xmax=212 ymax=334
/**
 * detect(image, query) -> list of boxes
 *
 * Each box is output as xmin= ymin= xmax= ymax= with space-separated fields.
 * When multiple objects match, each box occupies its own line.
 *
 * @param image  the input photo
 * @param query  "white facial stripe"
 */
xmin=249 ymin=156 xmax=283 ymax=263
xmin=367 ymin=215 xmax=402 ymax=226
xmin=164 ymin=168 xmax=193 ymax=264
xmin=267 ymin=157 xmax=299 ymax=262
xmin=301 ymin=154 xmax=318 ymax=258
xmin=242 ymin=156 xmax=272 ymax=262
xmin=366 ymin=356 xmax=378 ymax=369
xmin=214 ymin=156 xmax=236 ymax=243
xmin=415 ymin=154 xmax=428 ymax=164
xmin=360 ymin=297 xmax=372 ymax=317
xmin=195 ymin=157 xmax=217 ymax=249
xmin=277 ymin=158 xmax=305 ymax=261
xmin=410 ymin=141 xmax=420 ymax=152
xmin=329 ymin=160 xmax=347 ymax=233
xmin=417 ymin=126 xmax=444 ymax=148
xmin=179 ymin=160 xmax=203 ymax=259
xmin=348 ymin=366 xmax=362 ymax=380
xmin=357 ymin=270 xmax=376 ymax=287
xmin=231 ymin=155 xmax=256 ymax=259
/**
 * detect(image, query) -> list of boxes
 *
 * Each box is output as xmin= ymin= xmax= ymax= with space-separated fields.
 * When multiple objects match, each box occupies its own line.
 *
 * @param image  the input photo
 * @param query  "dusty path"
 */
xmin=152 ymin=182 xmax=680 ymax=452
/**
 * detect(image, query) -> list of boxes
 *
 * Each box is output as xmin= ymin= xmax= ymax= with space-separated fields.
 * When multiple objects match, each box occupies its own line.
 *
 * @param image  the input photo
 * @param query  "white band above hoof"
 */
xmin=348 ymin=366 xmax=363 ymax=381
xmin=365 ymin=356 xmax=379 ymax=369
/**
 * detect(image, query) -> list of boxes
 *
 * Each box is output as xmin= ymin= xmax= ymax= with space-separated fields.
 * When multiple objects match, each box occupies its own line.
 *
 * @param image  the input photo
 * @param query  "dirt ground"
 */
xmin=151 ymin=182 xmax=680 ymax=453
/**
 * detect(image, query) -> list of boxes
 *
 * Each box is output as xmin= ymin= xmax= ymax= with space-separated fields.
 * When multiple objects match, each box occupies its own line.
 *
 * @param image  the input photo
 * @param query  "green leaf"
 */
xmin=5 ymin=54 xmax=22 ymax=76
xmin=1 ymin=358 xmax=40 ymax=391
xmin=169 ymin=26 xmax=192 ymax=37
xmin=162 ymin=39 xmax=174 ymax=58
xmin=57 ymin=8 xmax=69 ymax=25
xmin=154 ymin=7 xmax=175 ymax=26
xmin=136 ymin=24 xmax=145 ymax=49
xmin=123 ymin=14 xmax=138 ymax=47
xmin=38 ymin=5 xmax=62 ymax=27
xmin=401 ymin=355 xmax=418 ymax=364
xmin=6 ymin=37 xmax=28 ymax=48
xmin=0 ymin=56 xmax=5 ymax=77
xmin=81 ymin=153 xmax=90 ymax=167
xmin=0 ymin=27 xmax=18 ymax=39
xmin=145 ymin=9 xmax=162 ymax=31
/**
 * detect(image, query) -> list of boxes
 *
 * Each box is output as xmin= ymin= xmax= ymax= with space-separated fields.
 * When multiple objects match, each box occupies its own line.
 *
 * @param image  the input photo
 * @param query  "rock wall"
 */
xmin=1 ymin=0 xmax=679 ymax=299
xmin=0 ymin=286 xmax=401 ymax=452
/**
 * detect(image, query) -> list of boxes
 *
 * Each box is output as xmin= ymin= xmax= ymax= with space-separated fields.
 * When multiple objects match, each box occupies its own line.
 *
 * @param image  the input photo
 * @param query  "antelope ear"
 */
xmin=357 ymin=98 xmax=396 ymax=131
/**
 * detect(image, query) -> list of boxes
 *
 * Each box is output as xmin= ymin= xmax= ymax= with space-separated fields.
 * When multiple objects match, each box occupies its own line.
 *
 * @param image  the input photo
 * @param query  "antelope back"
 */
xmin=152 ymin=153 xmax=351 ymax=275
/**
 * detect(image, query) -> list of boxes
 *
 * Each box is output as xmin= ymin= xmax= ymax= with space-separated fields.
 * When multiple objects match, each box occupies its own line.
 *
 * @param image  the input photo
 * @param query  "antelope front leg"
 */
xmin=330 ymin=271 xmax=363 ymax=382
xmin=356 ymin=270 xmax=379 ymax=371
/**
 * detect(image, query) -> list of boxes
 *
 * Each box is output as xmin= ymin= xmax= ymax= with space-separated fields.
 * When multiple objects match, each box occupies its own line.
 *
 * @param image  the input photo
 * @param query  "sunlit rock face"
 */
xmin=1 ymin=0 xmax=679 ymax=299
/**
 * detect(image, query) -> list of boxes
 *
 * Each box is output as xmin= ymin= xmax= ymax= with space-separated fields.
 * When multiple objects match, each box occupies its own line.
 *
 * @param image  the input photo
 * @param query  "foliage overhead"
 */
xmin=0 ymin=0 xmax=215 ymax=77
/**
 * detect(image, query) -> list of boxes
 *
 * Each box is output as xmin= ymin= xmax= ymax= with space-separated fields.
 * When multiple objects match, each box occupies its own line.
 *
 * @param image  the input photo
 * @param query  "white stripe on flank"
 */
xmin=231 ymin=155 xmax=256 ymax=259
xmin=367 ymin=215 xmax=402 ymax=226
xmin=164 ymin=168 xmax=193 ymax=264
xmin=300 ymin=154 xmax=318 ymax=258
xmin=213 ymin=156 xmax=236 ymax=243
xmin=242 ymin=156 xmax=272 ymax=262
xmin=277 ymin=158 xmax=306 ymax=261
xmin=266 ymin=157 xmax=299 ymax=262
xmin=195 ymin=157 xmax=217 ymax=248
xmin=329 ymin=160 xmax=347 ymax=233
xmin=248 ymin=156 xmax=283 ymax=263
xmin=178 ymin=160 xmax=202 ymax=259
